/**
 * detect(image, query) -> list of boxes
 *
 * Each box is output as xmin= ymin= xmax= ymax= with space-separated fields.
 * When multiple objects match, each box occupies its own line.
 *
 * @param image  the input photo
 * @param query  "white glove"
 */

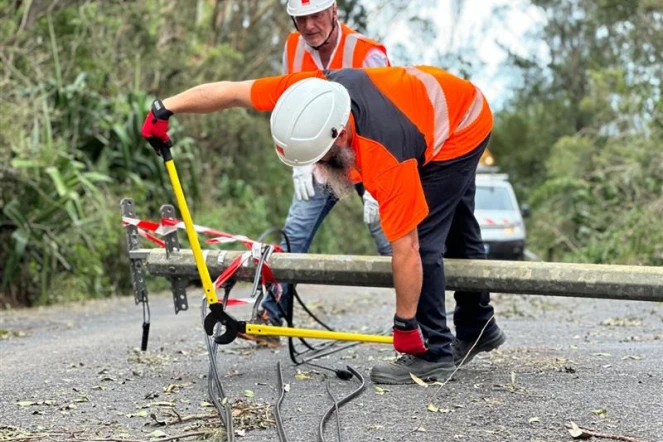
xmin=362 ymin=191 xmax=380 ymax=224
xmin=292 ymin=165 xmax=315 ymax=201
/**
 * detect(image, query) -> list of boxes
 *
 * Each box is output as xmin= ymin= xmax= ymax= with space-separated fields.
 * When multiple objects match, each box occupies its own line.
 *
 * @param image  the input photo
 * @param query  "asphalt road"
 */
xmin=1 ymin=284 xmax=662 ymax=442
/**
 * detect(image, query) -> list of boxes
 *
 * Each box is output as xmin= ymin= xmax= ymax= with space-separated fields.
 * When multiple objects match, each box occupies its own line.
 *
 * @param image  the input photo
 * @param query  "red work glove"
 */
xmin=393 ymin=315 xmax=428 ymax=355
xmin=141 ymin=99 xmax=173 ymax=155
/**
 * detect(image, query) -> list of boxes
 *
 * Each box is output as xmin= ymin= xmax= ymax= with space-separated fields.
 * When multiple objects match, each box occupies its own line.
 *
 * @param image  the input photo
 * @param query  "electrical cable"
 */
xmin=258 ymin=228 xmax=356 ymax=380
xmin=197 ymin=226 xmax=374 ymax=441
xmin=274 ymin=361 xmax=289 ymax=442
xmin=325 ymin=380 xmax=342 ymax=442
xmin=200 ymin=298 xmax=235 ymax=441
xmin=317 ymin=366 xmax=366 ymax=442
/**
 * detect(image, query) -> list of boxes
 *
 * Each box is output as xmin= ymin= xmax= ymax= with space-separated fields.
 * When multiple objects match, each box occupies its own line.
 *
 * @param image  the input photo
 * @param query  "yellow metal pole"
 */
xmin=164 ymin=159 xmax=219 ymax=305
xmin=245 ymin=323 xmax=393 ymax=344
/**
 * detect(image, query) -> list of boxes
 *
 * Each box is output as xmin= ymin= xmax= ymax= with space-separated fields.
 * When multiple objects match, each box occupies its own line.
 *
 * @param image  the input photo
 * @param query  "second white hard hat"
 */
xmin=286 ymin=0 xmax=335 ymax=17
xmin=270 ymin=77 xmax=351 ymax=167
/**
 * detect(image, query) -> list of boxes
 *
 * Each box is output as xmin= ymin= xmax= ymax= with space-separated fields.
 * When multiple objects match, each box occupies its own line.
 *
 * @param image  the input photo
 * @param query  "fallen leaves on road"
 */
xmin=591 ymin=408 xmax=607 ymax=419
xmin=126 ymin=409 xmax=149 ymax=418
xmin=146 ymin=401 xmax=177 ymax=408
xmin=231 ymin=399 xmax=275 ymax=432
xmin=128 ymin=348 xmax=172 ymax=366
xmin=0 ymin=329 xmax=28 ymax=339
xmin=410 ymin=373 xmax=428 ymax=387
xmin=600 ymin=318 xmax=642 ymax=327
xmin=224 ymin=369 xmax=241 ymax=377
xmin=16 ymin=400 xmax=56 ymax=407
xmin=16 ymin=401 xmax=35 ymax=407
xmin=149 ymin=429 xmax=167 ymax=439
xmin=425 ymin=403 xmax=451 ymax=413
xmin=294 ymin=370 xmax=311 ymax=381
xmin=566 ymin=422 xmax=654 ymax=442
xmin=163 ymin=384 xmax=184 ymax=394
xmin=373 ymin=386 xmax=389 ymax=395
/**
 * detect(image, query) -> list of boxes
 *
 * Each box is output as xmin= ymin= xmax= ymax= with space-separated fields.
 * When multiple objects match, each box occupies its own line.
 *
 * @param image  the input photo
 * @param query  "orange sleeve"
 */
xmin=250 ymin=71 xmax=323 ymax=111
xmin=371 ymin=159 xmax=429 ymax=242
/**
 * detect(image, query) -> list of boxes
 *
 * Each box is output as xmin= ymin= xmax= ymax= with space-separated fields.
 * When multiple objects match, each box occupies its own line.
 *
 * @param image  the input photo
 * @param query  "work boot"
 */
xmin=453 ymin=328 xmax=506 ymax=367
xmin=369 ymin=354 xmax=456 ymax=385
xmin=238 ymin=311 xmax=281 ymax=349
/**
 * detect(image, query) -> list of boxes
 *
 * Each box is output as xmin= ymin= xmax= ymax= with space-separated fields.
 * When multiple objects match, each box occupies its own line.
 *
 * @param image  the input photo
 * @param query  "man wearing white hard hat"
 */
xmin=142 ymin=66 xmax=506 ymax=384
xmin=258 ymin=0 xmax=392 ymax=337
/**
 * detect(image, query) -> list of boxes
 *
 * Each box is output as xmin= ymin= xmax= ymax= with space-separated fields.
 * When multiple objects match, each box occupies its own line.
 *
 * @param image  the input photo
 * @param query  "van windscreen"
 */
xmin=475 ymin=186 xmax=515 ymax=211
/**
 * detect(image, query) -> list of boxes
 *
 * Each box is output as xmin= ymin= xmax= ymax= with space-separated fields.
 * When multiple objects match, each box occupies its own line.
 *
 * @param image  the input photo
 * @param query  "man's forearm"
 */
xmin=391 ymin=229 xmax=423 ymax=319
xmin=163 ymin=80 xmax=255 ymax=114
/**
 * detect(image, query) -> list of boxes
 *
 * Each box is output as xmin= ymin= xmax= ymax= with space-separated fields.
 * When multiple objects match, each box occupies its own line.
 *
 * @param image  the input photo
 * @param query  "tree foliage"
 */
xmin=491 ymin=0 xmax=663 ymax=263
xmin=0 ymin=0 xmax=378 ymax=306
xmin=3 ymin=0 xmax=660 ymax=307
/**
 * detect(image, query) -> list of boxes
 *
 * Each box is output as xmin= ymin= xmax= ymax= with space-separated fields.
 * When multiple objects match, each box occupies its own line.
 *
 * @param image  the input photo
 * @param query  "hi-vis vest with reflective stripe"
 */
xmin=284 ymin=23 xmax=387 ymax=73
xmin=324 ymin=67 xmax=492 ymax=164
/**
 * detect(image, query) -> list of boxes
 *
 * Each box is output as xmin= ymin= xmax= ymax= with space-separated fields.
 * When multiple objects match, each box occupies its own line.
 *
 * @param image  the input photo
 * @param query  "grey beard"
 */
xmin=323 ymin=170 xmax=355 ymax=199
xmin=318 ymin=146 xmax=356 ymax=199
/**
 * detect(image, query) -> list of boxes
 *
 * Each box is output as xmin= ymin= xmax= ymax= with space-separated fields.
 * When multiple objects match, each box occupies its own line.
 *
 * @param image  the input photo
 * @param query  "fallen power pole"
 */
xmin=131 ymin=248 xmax=663 ymax=303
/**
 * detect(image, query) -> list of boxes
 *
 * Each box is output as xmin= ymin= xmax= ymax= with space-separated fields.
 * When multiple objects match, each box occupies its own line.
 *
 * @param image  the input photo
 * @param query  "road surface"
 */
xmin=1 ymin=284 xmax=662 ymax=441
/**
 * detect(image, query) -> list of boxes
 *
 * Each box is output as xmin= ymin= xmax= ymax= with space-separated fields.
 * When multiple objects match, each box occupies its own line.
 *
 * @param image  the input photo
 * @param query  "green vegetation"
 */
xmin=0 ymin=0 xmax=370 ymax=306
xmin=1 ymin=0 xmax=661 ymax=306
xmin=490 ymin=0 xmax=663 ymax=263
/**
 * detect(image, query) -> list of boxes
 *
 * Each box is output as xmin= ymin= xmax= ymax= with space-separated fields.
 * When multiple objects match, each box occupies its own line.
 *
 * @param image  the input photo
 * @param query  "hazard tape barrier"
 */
xmin=123 ymin=216 xmax=282 ymax=305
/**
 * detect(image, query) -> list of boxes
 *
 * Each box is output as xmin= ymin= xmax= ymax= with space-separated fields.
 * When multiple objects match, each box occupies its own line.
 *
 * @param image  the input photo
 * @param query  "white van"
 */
xmin=474 ymin=173 xmax=528 ymax=260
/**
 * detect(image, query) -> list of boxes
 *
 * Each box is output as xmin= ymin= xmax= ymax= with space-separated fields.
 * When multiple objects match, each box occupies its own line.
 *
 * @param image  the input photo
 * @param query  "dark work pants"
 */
xmin=417 ymin=134 xmax=497 ymax=362
xmin=263 ymin=184 xmax=392 ymax=325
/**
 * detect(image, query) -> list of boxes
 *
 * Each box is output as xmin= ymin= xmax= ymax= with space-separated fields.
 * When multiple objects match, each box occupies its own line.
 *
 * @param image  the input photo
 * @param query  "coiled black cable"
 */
xmin=257 ymin=227 xmax=355 ymax=380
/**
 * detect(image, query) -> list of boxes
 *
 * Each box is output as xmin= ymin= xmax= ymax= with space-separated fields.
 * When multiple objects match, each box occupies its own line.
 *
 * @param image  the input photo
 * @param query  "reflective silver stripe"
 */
xmin=456 ymin=87 xmax=484 ymax=132
xmin=342 ymin=34 xmax=365 ymax=67
xmin=405 ymin=67 xmax=449 ymax=157
xmin=282 ymin=39 xmax=289 ymax=74
xmin=292 ymin=36 xmax=306 ymax=73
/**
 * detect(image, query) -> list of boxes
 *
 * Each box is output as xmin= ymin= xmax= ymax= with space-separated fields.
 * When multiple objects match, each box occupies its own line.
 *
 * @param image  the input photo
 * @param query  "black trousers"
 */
xmin=416 ymin=134 xmax=497 ymax=362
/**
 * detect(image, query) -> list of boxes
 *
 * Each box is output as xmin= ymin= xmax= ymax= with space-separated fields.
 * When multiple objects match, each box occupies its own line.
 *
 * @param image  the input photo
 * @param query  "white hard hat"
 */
xmin=287 ymin=0 xmax=335 ymax=17
xmin=271 ymin=78 xmax=351 ymax=167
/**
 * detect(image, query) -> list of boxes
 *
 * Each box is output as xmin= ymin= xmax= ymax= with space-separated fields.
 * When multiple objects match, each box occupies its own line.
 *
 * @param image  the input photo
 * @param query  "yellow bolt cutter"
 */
xmin=155 ymin=141 xmax=393 ymax=346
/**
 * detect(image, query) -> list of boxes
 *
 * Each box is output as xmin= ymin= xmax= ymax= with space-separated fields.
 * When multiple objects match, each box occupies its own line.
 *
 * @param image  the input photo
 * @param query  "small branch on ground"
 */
xmin=163 ymin=411 xmax=218 ymax=425
xmin=1 ymin=436 xmax=48 ymax=442
xmin=170 ymin=408 xmax=183 ymax=423
xmin=567 ymin=422 xmax=653 ymax=442
xmin=83 ymin=431 xmax=212 ymax=442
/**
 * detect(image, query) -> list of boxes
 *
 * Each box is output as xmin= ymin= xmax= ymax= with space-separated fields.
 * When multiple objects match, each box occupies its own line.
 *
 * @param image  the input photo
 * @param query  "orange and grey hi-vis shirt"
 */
xmin=251 ymin=66 xmax=493 ymax=241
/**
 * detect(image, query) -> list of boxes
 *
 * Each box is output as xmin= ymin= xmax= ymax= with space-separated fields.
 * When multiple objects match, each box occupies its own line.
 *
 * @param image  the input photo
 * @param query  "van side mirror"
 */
xmin=520 ymin=203 xmax=531 ymax=218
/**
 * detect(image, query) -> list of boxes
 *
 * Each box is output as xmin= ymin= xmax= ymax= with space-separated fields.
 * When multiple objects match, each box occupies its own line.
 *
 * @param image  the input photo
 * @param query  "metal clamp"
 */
xmin=121 ymin=198 xmax=148 ymax=304
xmin=161 ymin=204 xmax=189 ymax=313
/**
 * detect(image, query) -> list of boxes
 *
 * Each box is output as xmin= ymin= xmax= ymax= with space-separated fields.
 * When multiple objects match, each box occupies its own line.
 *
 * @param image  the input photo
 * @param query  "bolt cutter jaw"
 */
xmin=203 ymin=302 xmax=247 ymax=345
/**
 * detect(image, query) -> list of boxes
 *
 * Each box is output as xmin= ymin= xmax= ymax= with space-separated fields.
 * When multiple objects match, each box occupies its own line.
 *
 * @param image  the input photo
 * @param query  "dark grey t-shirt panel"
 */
xmin=325 ymin=69 xmax=427 ymax=165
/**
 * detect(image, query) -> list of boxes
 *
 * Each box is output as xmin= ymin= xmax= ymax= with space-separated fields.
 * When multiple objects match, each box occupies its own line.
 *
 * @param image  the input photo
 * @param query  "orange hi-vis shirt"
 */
xmin=251 ymin=67 xmax=493 ymax=241
xmin=283 ymin=23 xmax=389 ymax=74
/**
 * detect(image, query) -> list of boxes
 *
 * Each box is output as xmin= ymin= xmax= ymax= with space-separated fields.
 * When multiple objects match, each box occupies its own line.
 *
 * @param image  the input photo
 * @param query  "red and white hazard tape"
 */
xmin=122 ymin=216 xmax=282 ymax=304
xmin=122 ymin=216 xmax=282 ymax=252
xmin=136 ymin=227 xmax=165 ymax=248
